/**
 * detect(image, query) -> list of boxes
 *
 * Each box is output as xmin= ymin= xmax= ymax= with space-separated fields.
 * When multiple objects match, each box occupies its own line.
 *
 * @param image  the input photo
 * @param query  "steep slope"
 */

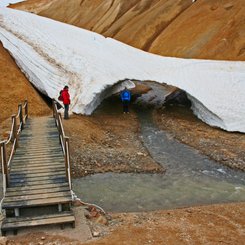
xmin=149 ymin=0 xmax=245 ymax=60
xmin=0 ymin=43 xmax=50 ymax=124
xmin=12 ymin=0 xmax=245 ymax=61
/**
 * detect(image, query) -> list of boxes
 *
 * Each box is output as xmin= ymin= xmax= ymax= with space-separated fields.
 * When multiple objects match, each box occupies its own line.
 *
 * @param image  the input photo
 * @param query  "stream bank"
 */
xmin=72 ymin=107 xmax=245 ymax=212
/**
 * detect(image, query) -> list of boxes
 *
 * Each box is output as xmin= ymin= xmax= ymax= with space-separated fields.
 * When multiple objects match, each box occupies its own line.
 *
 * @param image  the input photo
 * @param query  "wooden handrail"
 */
xmin=18 ymin=103 xmax=23 ymax=130
xmin=52 ymin=99 xmax=72 ymax=190
xmin=23 ymin=99 xmax=28 ymax=122
xmin=0 ymin=141 xmax=8 ymax=189
xmin=0 ymin=101 xmax=28 ymax=191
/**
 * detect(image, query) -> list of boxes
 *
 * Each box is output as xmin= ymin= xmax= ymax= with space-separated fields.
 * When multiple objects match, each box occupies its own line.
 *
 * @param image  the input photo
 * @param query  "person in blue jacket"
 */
xmin=120 ymin=87 xmax=131 ymax=113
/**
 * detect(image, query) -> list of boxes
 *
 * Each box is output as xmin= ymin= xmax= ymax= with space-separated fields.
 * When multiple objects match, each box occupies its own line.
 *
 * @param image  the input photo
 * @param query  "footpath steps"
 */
xmin=1 ymin=117 xmax=75 ymax=235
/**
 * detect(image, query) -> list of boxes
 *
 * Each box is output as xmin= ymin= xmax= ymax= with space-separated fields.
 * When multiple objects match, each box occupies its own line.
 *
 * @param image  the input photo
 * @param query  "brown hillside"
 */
xmin=0 ymin=43 xmax=50 ymax=125
xmin=12 ymin=0 xmax=245 ymax=61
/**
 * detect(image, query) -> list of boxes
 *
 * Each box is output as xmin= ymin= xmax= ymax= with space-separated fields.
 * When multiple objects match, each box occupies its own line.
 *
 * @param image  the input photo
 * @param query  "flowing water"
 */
xmin=73 ymin=83 xmax=245 ymax=212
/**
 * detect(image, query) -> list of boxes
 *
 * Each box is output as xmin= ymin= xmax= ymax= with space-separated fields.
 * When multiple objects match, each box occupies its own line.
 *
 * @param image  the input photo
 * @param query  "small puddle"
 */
xmin=73 ymin=83 xmax=245 ymax=212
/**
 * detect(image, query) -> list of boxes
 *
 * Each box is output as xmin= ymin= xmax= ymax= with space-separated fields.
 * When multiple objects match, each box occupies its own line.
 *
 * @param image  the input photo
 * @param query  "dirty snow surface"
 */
xmin=0 ymin=8 xmax=245 ymax=132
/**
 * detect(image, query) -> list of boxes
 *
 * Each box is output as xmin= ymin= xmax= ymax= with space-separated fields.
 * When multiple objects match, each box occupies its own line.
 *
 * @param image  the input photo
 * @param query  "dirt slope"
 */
xmin=0 ymin=43 xmax=50 ymax=125
xmin=12 ymin=0 xmax=245 ymax=61
xmin=6 ymin=203 xmax=245 ymax=245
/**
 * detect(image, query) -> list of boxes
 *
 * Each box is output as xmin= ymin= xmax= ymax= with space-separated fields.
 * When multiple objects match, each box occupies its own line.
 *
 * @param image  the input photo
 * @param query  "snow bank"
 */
xmin=0 ymin=8 xmax=245 ymax=132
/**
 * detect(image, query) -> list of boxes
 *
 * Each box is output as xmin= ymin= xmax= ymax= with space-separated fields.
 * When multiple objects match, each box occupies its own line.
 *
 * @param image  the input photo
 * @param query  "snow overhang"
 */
xmin=0 ymin=8 xmax=245 ymax=132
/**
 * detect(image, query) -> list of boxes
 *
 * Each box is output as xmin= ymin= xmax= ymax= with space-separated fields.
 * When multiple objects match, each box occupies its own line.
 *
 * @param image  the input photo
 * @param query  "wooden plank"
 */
xmin=19 ymin=138 xmax=60 ymax=142
xmin=10 ymin=167 xmax=66 ymax=174
xmin=11 ymin=158 xmax=65 ymax=165
xmin=13 ymin=154 xmax=63 ymax=159
xmin=2 ymin=196 xmax=72 ymax=208
xmin=17 ymin=142 xmax=60 ymax=147
xmin=6 ymin=183 xmax=69 ymax=192
xmin=3 ymin=211 xmax=74 ymax=224
xmin=15 ymin=147 xmax=62 ymax=156
xmin=11 ymin=161 xmax=64 ymax=167
xmin=10 ymin=178 xmax=67 ymax=187
xmin=2 ymin=212 xmax=75 ymax=230
xmin=10 ymin=171 xmax=65 ymax=180
xmin=11 ymin=166 xmax=65 ymax=173
xmin=20 ymin=136 xmax=59 ymax=140
xmin=10 ymin=174 xmax=66 ymax=183
xmin=22 ymin=138 xmax=60 ymax=141
xmin=4 ymin=191 xmax=71 ymax=203
xmin=10 ymin=170 xmax=66 ymax=179
xmin=15 ymin=147 xmax=62 ymax=153
xmin=2 ymin=216 xmax=75 ymax=231
xmin=11 ymin=162 xmax=64 ymax=169
xmin=16 ymin=146 xmax=62 ymax=151
xmin=11 ymin=167 xmax=65 ymax=174
xmin=13 ymin=154 xmax=64 ymax=160
xmin=5 ymin=186 xmax=70 ymax=197
xmin=20 ymin=133 xmax=59 ymax=138
xmin=13 ymin=154 xmax=63 ymax=160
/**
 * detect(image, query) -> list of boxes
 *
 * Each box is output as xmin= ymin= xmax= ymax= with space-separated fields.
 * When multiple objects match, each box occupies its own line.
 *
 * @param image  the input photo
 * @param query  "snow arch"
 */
xmin=0 ymin=8 xmax=245 ymax=132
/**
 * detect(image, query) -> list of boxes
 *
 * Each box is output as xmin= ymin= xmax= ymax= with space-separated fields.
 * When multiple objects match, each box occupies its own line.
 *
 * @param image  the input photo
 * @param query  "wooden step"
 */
xmin=13 ymin=154 xmax=63 ymax=160
xmin=11 ymin=158 xmax=65 ymax=164
xmin=1 ymin=211 xmax=75 ymax=236
xmin=5 ymin=186 xmax=70 ymax=197
xmin=3 ymin=191 xmax=72 ymax=203
xmin=17 ymin=142 xmax=60 ymax=147
xmin=10 ymin=178 xmax=67 ymax=187
xmin=2 ymin=195 xmax=72 ymax=209
xmin=10 ymin=167 xmax=66 ymax=175
xmin=10 ymin=174 xmax=66 ymax=183
xmin=11 ymin=165 xmax=65 ymax=172
xmin=15 ymin=147 xmax=62 ymax=153
xmin=11 ymin=163 xmax=64 ymax=170
xmin=10 ymin=170 xmax=66 ymax=179
xmin=10 ymin=176 xmax=66 ymax=186
xmin=6 ymin=183 xmax=69 ymax=192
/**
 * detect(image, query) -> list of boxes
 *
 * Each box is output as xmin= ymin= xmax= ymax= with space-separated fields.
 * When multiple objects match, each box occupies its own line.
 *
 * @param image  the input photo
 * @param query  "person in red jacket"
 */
xmin=61 ymin=85 xmax=71 ymax=119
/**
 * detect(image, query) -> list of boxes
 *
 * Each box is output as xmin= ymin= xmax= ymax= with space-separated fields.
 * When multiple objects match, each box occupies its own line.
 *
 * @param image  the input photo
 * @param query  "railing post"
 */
xmin=11 ymin=115 xmax=18 ymax=148
xmin=57 ymin=113 xmax=62 ymax=134
xmin=52 ymin=99 xmax=56 ymax=118
xmin=24 ymin=99 xmax=28 ymax=121
xmin=0 ymin=141 xmax=9 ymax=188
xmin=64 ymin=136 xmax=72 ymax=189
xmin=18 ymin=103 xmax=23 ymax=130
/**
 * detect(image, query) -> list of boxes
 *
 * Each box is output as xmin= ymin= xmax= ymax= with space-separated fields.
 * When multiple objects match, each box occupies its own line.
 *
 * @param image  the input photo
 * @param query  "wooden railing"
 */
xmin=0 ymin=100 xmax=28 ymax=194
xmin=52 ymin=100 xmax=72 ymax=190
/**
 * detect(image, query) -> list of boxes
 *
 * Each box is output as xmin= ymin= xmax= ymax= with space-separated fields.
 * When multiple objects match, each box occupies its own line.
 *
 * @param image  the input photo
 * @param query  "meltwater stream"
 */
xmin=73 ymin=109 xmax=245 ymax=212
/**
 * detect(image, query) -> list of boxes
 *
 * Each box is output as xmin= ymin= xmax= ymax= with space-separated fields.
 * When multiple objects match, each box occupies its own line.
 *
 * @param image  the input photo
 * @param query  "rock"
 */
xmin=0 ymin=237 xmax=7 ymax=245
xmin=92 ymin=231 xmax=100 ymax=237
xmin=137 ymin=152 xmax=144 ymax=156
xmin=94 ymin=214 xmax=109 ymax=225
xmin=41 ymin=237 xmax=46 ymax=240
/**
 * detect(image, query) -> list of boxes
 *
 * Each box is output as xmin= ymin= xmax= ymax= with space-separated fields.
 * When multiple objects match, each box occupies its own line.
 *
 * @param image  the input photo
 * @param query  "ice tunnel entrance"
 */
xmin=96 ymin=79 xmax=192 ymax=117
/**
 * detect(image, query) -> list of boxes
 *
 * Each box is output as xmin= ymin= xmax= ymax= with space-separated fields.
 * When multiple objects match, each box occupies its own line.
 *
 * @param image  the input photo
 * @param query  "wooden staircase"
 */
xmin=0 ymin=101 xmax=75 ymax=235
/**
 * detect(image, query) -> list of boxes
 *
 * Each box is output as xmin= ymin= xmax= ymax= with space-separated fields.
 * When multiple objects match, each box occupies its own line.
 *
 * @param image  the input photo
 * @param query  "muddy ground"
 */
xmin=5 ymin=202 xmax=245 ymax=245
xmin=63 ymin=97 xmax=164 ymax=178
